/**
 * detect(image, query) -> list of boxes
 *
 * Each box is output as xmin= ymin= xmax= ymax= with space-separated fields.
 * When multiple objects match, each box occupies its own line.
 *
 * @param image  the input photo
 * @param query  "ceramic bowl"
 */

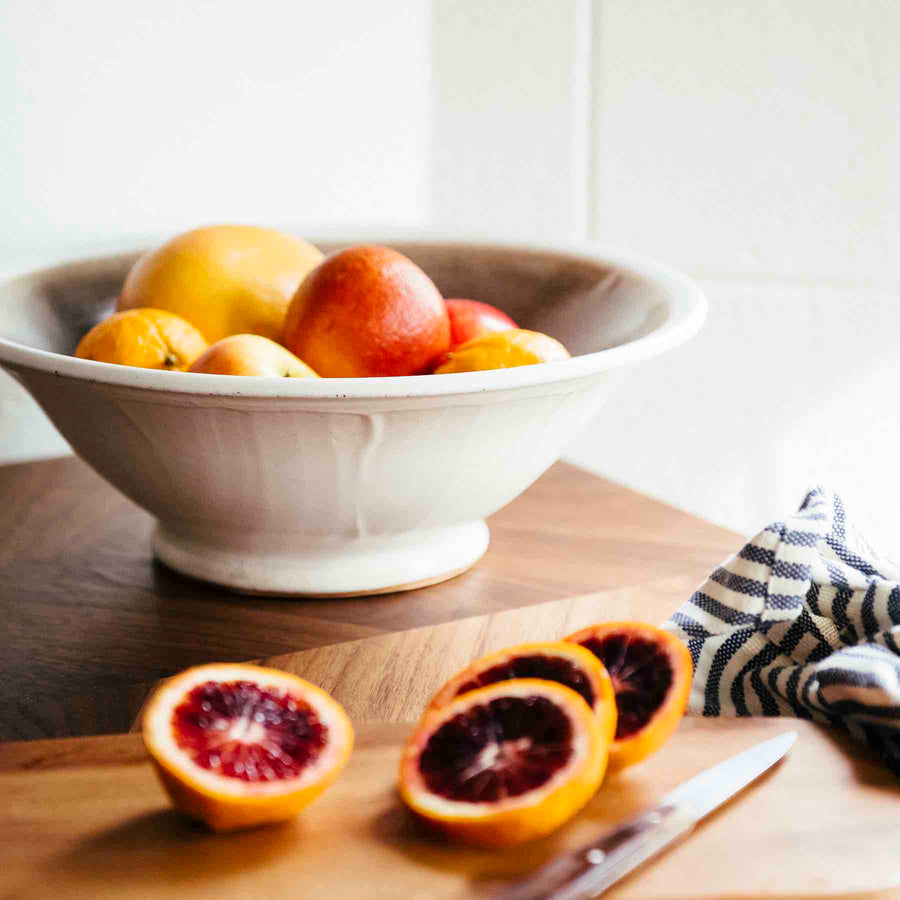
xmin=0 ymin=237 xmax=706 ymax=596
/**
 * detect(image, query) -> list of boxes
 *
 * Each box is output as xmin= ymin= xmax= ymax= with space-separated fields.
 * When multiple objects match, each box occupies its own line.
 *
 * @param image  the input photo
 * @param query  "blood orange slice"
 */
xmin=399 ymin=679 xmax=608 ymax=847
xmin=426 ymin=641 xmax=617 ymax=744
xmin=142 ymin=663 xmax=354 ymax=831
xmin=565 ymin=622 xmax=692 ymax=769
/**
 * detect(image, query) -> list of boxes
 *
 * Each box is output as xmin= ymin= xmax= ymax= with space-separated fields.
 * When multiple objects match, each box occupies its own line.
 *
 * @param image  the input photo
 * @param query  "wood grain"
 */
xmin=190 ymin=577 xmax=699 ymax=729
xmin=0 ymin=457 xmax=742 ymax=741
xmin=1 ymin=718 xmax=896 ymax=899
xmin=3 ymin=577 xmax=695 ymax=741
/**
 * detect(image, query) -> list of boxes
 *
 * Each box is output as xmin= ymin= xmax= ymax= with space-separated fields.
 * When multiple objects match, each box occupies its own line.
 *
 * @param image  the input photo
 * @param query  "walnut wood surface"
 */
xmin=1 ymin=718 xmax=896 ymax=899
xmin=126 ymin=577 xmax=697 ymax=732
xmin=0 ymin=456 xmax=741 ymax=740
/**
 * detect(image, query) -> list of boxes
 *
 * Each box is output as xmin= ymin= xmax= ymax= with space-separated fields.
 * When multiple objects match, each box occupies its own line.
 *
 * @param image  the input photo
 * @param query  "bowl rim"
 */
xmin=0 ymin=235 xmax=706 ymax=399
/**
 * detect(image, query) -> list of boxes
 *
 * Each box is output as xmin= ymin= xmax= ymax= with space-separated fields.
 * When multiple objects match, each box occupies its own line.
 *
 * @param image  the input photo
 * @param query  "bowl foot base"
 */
xmin=151 ymin=519 xmax=490 ymax=597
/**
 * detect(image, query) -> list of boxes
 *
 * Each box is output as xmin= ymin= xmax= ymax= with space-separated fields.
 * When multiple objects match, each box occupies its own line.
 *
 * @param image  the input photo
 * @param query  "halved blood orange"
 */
xmin=426 ymin=641 xmax=617 ymax=745
xmin=565 ymin=622 xmax=692 ymax=769
xmin=142 ymin=663 xmax=354 ymax=831
xmin=399 ymin=679 xmax=608 ymax=847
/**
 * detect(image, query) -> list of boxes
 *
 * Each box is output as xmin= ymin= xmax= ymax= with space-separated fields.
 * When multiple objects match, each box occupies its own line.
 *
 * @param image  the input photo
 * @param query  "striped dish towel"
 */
xmin=663 ymin=487 xmax=900 ymax=773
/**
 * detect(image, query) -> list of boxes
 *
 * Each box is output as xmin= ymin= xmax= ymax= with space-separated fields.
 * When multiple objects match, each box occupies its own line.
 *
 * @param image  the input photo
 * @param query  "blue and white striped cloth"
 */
xmin=664 ymin=487 xmax=900 ymax=773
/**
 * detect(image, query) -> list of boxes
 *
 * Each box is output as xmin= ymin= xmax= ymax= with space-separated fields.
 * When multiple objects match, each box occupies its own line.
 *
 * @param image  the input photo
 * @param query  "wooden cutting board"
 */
xmin=1 ymin=717 xmax=897 ymax=900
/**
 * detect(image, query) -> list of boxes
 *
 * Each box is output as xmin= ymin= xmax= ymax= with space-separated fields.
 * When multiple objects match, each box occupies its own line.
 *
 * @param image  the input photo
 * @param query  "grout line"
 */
xmin=687 ymin=271 xmax=900 ymax=291
xmin=572 ymin=0 xmax=593 ymax=241
xmin=585 ymin=0 xmax=603 ymax=243
xmin=422 ymin=0 xmax=435 ymax=229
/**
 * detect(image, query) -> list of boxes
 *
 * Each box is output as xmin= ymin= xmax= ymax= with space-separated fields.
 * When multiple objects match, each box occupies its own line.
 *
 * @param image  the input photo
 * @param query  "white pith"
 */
xmin=144 ymin=664 xmax=350 ymax=798
xmin=407 ymin=679 xmax=592 ymax=818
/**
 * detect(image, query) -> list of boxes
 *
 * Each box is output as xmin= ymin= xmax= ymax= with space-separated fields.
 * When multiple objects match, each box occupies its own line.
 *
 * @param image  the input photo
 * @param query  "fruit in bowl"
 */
xmin=118 ymin=224 xmax=324 ymax=343
xmin=75 ymin=308 xmax=208 ymax=371
xmin=445 ymin=298 xmax=517 ymax=349
xmin=282 ymin=244 xmax=451 ymax=377
xmin=189 ymin=334 xmax=318 ymax=378
xmin=433 ymin=329 xmax=569 ymax=374
xmin=74 ymin=227 xmax=569 ymax=380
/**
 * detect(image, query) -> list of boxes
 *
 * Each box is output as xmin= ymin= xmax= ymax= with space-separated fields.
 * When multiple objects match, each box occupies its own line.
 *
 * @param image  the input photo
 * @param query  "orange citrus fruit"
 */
xmin=565 ymin=622 xmax=692 ymax=769
xmin=426 ymin=641 xmax=617 ymax=744
xmin=142 ymin=663 xmax=353 ymax=831
xmin=433 ymin=328 xmax=569 ymax=374
xmin=399 ymin=679 xmax=608 ymax=847
xmin=118 ymin=225 xmax=324 ymax=343
xmin=283 ymin=245 xmax=450 ymax=378
xmin=75 ymin=308 xmax=207 ymax=370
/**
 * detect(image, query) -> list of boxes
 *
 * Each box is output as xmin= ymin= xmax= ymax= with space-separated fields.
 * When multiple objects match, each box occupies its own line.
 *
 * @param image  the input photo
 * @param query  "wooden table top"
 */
xmin=0 ymin=455 xmax=742 ymax=741
xmin=4 ymin=591 xmax=897 ymax=899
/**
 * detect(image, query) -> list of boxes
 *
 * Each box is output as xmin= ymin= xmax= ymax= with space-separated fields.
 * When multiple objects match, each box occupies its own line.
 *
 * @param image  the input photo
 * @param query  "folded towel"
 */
xmin=663 ymin=487 xmax=900 ymax=773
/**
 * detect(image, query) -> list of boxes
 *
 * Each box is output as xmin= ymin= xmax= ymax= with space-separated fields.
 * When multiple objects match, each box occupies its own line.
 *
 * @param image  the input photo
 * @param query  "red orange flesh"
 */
xmin=399 ymin=679 xmax=609 ymax=847
xmin=565 ymin=622 xmax=692 ymax=769
xmin=142 ymin=663 xmax=353 ymax=831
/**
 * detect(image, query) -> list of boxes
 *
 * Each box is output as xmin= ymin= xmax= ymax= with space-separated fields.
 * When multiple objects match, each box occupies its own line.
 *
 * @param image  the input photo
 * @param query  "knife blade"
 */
xmin=498 ymin=730 xmax=797 ymax=900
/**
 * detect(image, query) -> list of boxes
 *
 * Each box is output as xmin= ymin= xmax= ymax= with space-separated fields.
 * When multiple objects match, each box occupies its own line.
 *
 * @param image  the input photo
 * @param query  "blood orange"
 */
xmin=565 ymin=622 xmax=692 ymax=769
xmin=142 ymin=663 xmax=354 ymax=831
xmin=426 ymin=641 xmax=617 ymax=744
xmin=399 ymin=679 xmax=608 ymax=847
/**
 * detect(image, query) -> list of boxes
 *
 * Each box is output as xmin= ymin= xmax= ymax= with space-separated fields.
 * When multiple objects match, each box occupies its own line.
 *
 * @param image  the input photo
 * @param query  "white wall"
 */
xmin=0 ymin=0 xmax=431 ymax=460
xmin=0 ymin=0 xmax=430 ymax=256
xmin=569 ymin=0 xmax=900 ymax=550
xmin=430 ymin=0 xmax=900 ymax=552
xmin=4 ymin=0 xmax=900 ymax=553
xmin=430 ymin=0 xmax=591 ymax=241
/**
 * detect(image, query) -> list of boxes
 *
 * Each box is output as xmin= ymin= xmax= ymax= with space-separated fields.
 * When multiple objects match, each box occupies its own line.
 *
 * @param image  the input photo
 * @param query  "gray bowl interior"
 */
xmin=0 ymin=242 xmax=670 ymax=360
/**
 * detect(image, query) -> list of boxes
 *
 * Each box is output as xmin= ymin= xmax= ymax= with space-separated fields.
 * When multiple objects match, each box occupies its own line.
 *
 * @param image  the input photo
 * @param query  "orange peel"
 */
xmin=142 ymin=663 xmax=353 ymax=831
xmin=565 ymin=622 xmax=692 ymax=769
xmin=399 ymin=679 xmax=608 ymax=847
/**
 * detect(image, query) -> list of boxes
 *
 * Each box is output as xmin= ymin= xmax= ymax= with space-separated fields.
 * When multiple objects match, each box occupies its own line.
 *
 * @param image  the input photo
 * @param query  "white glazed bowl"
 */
xmin=0 ymin=238 xmax=705 ymax=596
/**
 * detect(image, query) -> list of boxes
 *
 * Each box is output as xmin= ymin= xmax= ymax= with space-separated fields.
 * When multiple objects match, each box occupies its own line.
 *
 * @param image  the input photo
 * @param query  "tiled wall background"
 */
xmin=4 ymin=0 xmax=900 ymax=549
xmin=0 ymin=0 xmax=431 ymax=460
xmin=575 ymin=0 xmax=900 ymax=550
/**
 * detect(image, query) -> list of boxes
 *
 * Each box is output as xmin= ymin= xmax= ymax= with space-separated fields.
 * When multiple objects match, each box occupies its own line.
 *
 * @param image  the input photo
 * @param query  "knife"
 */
xmin=498 ymin=730 xmax=797 ymax=900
